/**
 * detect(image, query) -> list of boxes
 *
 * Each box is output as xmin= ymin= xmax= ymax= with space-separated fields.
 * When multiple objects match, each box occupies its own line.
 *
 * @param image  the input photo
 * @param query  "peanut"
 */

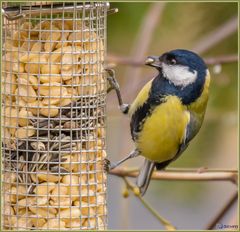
xmin=18 ymin=73 xmax=39 ymax=90
xmin=37 ymin=173 xmax=61 ymax=183
xmin=42 ymin=218 xmax=66 ymax=229
xmin=18 ymin=108 xmax=34 ymax=127
xmin=39 ymin=82 xmax=68 ymax=97
xmin=2 ymin=73 xmax=17 ymax=96
xmin=57 ymin=208 xmax=81 ymax=220
xmin=15 ymin=126 xmax=35 ymax=139
xmin=17 ymin=78 xmax=37 ymax=103
xmin=29 ymin=207 xmax=56 ymax=218
xmin=25 ymin=55 xmax=47 ymax=74
xmin=3 ymin=107 xmax=18 ymax=136
xmin=33 ymin=182 xmax=56 ymax=195
xmin=39 ymin=74 xmax=61 ymax=83
xmin=40 ymin=106 xmax=59 ymax=117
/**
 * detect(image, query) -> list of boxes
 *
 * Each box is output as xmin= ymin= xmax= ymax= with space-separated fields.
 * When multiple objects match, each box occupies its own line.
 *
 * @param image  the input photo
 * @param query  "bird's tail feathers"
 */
xmin=136 ymin=159 xmax=155 ymax=196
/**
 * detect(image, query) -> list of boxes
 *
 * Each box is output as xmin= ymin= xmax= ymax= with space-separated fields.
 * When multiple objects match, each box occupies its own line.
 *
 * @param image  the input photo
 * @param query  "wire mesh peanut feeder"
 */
xmin=2 ymin=2 xmax=111 ymax=230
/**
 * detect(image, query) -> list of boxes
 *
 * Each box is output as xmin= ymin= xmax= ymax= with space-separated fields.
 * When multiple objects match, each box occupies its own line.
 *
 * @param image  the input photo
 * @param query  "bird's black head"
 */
xmin=145 ymin=49 xmax=208 ymax=88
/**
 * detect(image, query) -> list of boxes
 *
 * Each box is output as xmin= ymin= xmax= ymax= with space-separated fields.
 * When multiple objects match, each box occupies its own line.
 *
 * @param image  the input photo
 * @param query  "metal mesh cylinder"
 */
xmin=2 ymin=2 xmax=108 ymax=230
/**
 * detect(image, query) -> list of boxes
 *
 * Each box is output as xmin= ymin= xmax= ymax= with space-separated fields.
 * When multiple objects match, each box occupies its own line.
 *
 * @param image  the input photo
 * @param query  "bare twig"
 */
xmin=204 ymin=54 xmax=238 ymax=65
xmin=123 ymin=177 xmax=176 ymax=230
xmin=206 ymin=191 xmax=238 ymax=230
xmin=192 ymin=16 xmax=238 ymax=54
xmin=110 ymin=167 xmax=237 ymax=173
xmin=109 ymin=168 xmax=238 ymax=185
xmin=106 ymin=53 xmax=238 ymax=68
xmin=124 ymin=2 xmax=166 ymax=100
xmin=128 ymin=2 xmax=166 ymax=61
xmin=166 ymin=167 xmax=238 ymax=173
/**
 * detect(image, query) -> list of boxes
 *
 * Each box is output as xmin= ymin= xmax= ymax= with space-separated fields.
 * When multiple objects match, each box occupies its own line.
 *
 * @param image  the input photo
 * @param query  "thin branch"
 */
xmin=204 ymin=54 xmax=238 ymax=65
xmin=110 ymin=167 xmax=237 ymax=173
xmin=206 ymin=191 xmax=238 ymax=230
xmin=165 ymin=167 xmax=238 ymax=173
xmin=192 ymin=16 xmax=238 ymax=54
xmin=109 ymin=168 xmax=238 ymax=185
xmin=128 ymin=2 xmax=166 ymax=61
xmin=124 ymin=2 xmax=166 ymax=100
xmin=123 ymin=177 xmax=176 ymax=230
xmin=106 ymin=53 xmax=238 ymax=68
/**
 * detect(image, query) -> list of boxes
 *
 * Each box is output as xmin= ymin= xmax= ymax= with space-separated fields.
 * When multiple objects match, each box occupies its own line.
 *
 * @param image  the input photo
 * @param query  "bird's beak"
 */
xmin=145 ymin=56 xmax=162 ymax=68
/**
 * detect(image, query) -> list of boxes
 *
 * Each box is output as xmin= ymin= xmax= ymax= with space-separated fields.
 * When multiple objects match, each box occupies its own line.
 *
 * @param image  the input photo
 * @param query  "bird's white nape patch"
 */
xmin=162 ymin=63 xmax=198 ymax=87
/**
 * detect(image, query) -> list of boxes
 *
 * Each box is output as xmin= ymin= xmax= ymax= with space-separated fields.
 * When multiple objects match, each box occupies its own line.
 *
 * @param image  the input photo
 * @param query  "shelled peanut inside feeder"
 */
xmin=2 ymin=2 xmax=108 ymax=230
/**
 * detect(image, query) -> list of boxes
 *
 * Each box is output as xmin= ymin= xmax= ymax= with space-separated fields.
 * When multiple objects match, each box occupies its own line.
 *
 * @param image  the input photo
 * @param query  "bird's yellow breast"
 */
xmin=136 ymin=96 xmax=189 ymax=163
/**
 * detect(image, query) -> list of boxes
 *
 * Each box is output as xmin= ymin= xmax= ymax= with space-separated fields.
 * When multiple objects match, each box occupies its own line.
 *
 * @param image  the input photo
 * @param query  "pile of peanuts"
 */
xmin=2 ymin=18 xmax=107 ymax=230
xmin=2 ymin=19 xmax=105 ymax=141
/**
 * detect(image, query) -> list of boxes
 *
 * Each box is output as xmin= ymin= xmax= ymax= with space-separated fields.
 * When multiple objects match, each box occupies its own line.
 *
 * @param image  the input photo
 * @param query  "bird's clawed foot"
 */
xmin=120 ymin=103 xmax=129 ymax=114
xmin=105 ymin=68 xmax=130 ymax=114
xmin=106 ymin=69 xmax=119 ymax=93
xmin=103 ymin=158 xmax=117 ymax=172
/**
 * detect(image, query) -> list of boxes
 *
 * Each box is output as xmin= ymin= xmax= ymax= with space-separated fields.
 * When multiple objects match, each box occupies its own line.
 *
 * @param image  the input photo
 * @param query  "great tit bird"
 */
xmin=106 ymin=49 xmax=210 ymax=196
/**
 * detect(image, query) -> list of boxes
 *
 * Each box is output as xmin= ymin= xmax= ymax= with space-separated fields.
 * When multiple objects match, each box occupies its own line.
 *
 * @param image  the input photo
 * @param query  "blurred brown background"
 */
xmin=106 ymin=2 xmax=238 ymax=230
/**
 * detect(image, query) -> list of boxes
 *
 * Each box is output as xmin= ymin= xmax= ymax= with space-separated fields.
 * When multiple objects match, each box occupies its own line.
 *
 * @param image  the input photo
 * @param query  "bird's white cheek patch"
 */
xmin=162 ymin=63 xmax=198 ymax=87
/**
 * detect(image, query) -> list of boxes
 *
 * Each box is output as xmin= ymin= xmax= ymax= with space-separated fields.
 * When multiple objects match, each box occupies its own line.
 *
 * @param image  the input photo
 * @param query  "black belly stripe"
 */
xmin=130 ymin=102 xmax=151 ymax=141
xmin=130 ymin=92 xmax=166 ymax=141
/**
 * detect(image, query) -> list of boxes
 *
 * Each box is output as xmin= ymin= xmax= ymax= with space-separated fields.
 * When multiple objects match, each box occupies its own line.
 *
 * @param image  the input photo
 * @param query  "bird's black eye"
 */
xmin=169 ymin=58 xmax=177 ymax=65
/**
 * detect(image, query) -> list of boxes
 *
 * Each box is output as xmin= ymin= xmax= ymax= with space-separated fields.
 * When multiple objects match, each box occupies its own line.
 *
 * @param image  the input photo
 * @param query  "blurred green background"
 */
xmin=106 ymin=2 xmax=238 ymax=230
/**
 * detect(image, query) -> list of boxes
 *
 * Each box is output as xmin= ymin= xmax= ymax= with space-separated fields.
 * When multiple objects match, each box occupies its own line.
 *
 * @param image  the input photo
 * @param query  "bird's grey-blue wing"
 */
xmin=173 ymin=111 xmax=203 ymax=161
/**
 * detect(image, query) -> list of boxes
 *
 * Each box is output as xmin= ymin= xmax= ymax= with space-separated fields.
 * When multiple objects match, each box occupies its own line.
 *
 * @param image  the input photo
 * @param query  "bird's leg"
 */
xmin=104 ymin=150 xmax=139 ymax=172
xmin=106 ymin=68 xmax=130 ymax=114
